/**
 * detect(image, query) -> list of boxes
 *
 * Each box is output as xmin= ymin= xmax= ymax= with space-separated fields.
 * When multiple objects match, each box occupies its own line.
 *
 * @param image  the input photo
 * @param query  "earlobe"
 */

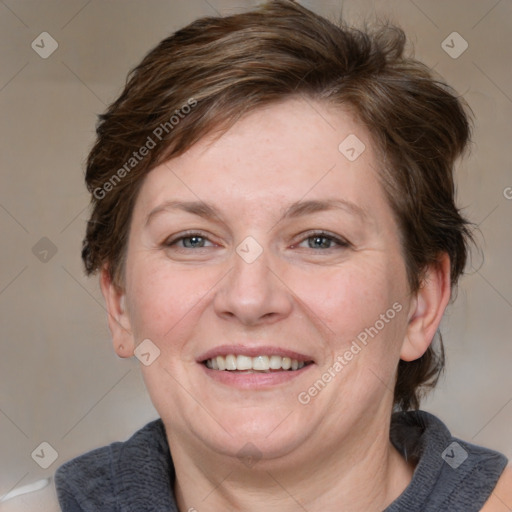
xmin=401 ymin=254 xmax=451 ymax=362
xmin=99 ymin=265 xmax=135 ymax=358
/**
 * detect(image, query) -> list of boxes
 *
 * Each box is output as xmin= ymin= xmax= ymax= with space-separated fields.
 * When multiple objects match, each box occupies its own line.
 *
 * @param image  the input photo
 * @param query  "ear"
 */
xmin=99 ymin=265 xmax=135 ymax=358
xmin=401 ymin=253 xmax=451 ymax=361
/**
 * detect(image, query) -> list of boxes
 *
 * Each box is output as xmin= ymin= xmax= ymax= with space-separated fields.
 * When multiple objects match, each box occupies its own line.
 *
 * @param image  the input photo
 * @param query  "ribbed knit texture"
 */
xmin=55 ymin=411 xmax=507 ymax=511
xmin=56 ymin=420 xmax=177 ymax=511
xmin=385 ymin=410 xmax=507 ymax=511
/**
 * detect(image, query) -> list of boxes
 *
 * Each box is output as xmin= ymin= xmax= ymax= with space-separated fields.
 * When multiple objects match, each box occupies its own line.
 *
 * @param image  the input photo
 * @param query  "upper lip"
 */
xmin=197 ymin=344 xmax=315 ymax=363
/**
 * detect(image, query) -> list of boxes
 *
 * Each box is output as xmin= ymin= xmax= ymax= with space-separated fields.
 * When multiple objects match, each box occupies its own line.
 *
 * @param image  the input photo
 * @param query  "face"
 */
xmin=112 ymin=98 xmax=422 ymax=463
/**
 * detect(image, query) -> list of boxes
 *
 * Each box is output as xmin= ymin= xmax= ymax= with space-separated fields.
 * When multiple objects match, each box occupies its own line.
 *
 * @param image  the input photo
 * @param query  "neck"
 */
xmin=168 ymin=412 xmax=414 ymax=512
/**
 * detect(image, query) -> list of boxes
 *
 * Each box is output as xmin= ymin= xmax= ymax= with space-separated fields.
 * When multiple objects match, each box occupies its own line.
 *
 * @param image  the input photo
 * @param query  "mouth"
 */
xmin=197 ymin=346 xmax=315 ymax=386
xmin=203 ymin=354 xmax=313 ymax=372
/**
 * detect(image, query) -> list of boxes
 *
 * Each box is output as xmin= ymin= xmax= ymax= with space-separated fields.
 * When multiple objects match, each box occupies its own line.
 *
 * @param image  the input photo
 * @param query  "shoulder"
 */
xmin=54 ymin=440 xmax=121 ymax=510
xmin=55 ymin=420 xmax=167 ymax=510
xmin=55 ymin=441 xmax=116 ymax=482
xmin=389 ymin=411 xmax=510 ymax=512
xmin=481 ymin=464 xmax=512 ymax=511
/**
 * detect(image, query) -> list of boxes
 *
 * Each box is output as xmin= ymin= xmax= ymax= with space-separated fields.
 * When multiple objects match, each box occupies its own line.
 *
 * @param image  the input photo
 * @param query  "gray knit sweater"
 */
xmin=55 ymin=411 xmax=507 ymax=511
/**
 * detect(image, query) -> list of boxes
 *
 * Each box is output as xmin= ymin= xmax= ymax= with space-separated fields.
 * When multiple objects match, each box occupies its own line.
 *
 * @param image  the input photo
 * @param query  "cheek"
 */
xmin=299 ymin=259 xmax=405 ymax=341
xmin=126 ymin=259 xmax=221 ymax=348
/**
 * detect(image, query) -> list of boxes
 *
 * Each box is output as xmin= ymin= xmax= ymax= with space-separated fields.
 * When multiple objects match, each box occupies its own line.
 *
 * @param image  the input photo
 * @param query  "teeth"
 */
xmin=269 ymin=355 xmax=282 ymax=369
xmin=225 ymin=354 xmax=237 ymax=370
xmin=252 ymin=355 xmax=269 ymax=370
xmin=205 ymin=354 xmax=307 ymax=372
xmin=236 ymin=355 xmax=252 ymax=370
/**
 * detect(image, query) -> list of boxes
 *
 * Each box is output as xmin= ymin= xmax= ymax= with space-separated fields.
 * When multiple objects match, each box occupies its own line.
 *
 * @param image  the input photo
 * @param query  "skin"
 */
xmin=481 ymin=466 xmax=512 ymax=511
xmin=100 ymin=97 xmax=481 ymax=511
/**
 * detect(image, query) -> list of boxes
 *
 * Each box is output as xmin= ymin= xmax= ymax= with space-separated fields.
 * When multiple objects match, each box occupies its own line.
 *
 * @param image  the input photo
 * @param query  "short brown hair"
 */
xmin=82 ymin=0 xmax=473 ymax=410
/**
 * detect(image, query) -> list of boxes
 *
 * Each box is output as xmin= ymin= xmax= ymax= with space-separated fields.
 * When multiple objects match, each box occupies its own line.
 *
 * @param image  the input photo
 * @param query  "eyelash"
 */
xmin=163 ymin=230 xmax=350 ymax=251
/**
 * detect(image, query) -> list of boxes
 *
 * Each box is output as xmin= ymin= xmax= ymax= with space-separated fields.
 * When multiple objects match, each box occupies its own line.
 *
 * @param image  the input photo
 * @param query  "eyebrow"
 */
xmin=145 ymin=198 xmax=367 ymax=227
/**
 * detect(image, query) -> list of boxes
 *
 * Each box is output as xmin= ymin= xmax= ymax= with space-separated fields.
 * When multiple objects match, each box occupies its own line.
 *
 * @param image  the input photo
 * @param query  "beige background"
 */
xmin=1 ymin=0 xmax=511 ymax=509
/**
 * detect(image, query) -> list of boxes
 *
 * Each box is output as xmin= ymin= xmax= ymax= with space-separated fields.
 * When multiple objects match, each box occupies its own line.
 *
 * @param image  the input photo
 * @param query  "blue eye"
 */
xmin=163 ymin=230 xmax=350 ymax=251
xmin=165 ymin=232 xmax=214 ymax=249
xmin=180 ymin=235 xmax=207 ymax=248
xmin=297 ymin=232 xmax=350 ymax=250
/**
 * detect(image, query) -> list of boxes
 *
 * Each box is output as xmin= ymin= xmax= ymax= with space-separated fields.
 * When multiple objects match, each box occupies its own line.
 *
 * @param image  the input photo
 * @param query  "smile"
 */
xmin=204 ymin=354 xmax=310 ymax=372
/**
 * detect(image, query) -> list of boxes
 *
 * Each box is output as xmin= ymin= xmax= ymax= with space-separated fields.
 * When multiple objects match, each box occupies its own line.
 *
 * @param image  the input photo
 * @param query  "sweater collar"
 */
xmin=113 ymin=419 xmax=179 ymax=512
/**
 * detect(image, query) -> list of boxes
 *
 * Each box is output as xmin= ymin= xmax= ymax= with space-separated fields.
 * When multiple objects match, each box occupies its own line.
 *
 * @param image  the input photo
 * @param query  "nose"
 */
xmin=213 ymin=244 xmax=294 ymax=327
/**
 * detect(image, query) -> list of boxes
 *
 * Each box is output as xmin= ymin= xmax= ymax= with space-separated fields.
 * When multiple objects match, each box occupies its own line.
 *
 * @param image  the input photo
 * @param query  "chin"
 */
xmin=189 ymin=407 xmax=311 ymax=462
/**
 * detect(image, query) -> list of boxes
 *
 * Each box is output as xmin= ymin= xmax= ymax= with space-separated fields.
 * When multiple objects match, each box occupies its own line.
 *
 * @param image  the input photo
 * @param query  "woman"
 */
xmin=55 ymin=1 xmax=511 ymax=510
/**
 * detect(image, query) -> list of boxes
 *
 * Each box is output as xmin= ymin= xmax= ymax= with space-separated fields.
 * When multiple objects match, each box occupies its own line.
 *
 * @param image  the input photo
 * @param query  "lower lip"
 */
xmin=200 ymin=363 xmax=314 ymax=389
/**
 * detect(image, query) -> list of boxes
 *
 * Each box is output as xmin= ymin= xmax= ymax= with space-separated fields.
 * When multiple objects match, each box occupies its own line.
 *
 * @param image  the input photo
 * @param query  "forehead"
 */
xmin=134 ymin=97 xmax=386 ymax=222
